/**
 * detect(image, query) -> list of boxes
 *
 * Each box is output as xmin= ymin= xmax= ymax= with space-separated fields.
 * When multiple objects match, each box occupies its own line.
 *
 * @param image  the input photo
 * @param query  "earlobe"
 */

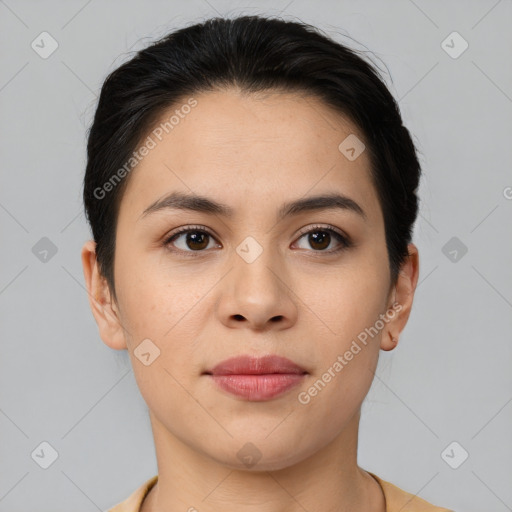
xmin=381 ymin=332 xmax=399 ymax=352
xmin=380 ymin=243 xmax=420 ymax=352
xmin=81 ymin=239 xmax=127 ymax=351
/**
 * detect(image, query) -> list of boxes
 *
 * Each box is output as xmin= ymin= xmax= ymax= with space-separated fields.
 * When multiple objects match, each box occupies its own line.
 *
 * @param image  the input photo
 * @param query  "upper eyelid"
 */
xmin=295 ymin=223 xmax=348 ymax=239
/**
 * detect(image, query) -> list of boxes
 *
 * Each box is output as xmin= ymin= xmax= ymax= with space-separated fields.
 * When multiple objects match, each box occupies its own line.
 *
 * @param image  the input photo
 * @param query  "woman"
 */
xmin=81 ymin=15 xmax=453 ymax=512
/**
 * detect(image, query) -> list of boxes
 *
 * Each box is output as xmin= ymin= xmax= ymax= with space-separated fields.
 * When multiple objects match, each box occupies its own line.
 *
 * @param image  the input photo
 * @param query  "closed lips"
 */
xmin=205 ymin=354 xmax=308 ymax=375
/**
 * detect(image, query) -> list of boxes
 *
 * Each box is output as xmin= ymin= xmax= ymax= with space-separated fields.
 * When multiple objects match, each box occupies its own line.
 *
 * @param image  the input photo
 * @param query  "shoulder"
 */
xmin=106 ymin=472 xmax=454 ymax=512
xmin=106 ymin=475 xmax=158 ymax=512
xmin=367 ymin=471 xmax=454 ymax=512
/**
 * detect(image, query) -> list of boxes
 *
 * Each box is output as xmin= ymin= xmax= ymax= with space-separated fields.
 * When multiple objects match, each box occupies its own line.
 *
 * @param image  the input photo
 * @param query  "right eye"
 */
xmin=164 ymin=225 xmax=221 ymax=254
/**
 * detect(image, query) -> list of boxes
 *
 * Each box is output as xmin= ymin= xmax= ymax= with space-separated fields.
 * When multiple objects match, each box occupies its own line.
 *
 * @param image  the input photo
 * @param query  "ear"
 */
xmin=81 ymin=239 xmax=127 ymax=351
xmin=380 ymin=242 xmax=420 ymax=351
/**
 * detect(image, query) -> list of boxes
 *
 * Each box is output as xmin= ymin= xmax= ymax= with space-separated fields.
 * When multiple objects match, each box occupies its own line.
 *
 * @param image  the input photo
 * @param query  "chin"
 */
xmin=209 ymin=438 xmax=312 ymax=473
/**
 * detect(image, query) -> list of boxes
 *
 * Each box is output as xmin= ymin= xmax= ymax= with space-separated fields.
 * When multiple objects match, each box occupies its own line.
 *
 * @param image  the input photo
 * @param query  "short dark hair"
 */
xmin=83 ymin=15 xmax=421 ymax=303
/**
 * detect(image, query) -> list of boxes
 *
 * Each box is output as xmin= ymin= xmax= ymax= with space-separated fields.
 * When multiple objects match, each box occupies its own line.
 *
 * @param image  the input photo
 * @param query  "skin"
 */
xmin=82 ymin=88 xmax=419 ymax=512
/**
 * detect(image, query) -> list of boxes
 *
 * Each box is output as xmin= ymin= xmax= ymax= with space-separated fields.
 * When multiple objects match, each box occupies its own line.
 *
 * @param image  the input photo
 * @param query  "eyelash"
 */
xmin=163 ymin=224 xmax=352 ymax=257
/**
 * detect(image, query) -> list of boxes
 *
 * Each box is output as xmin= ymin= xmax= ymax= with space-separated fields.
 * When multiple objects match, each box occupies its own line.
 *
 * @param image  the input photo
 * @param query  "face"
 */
xmin=82 ymin=88 xmax=418 ymax=471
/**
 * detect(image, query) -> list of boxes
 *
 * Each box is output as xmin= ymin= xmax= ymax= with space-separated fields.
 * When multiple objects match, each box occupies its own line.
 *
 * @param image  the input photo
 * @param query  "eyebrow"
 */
xmin=139 ymin=191 xmax=367 ymax=222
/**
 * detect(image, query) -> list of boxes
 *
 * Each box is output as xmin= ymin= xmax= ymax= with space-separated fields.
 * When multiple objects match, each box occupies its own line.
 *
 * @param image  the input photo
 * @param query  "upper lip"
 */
xmin=205 ymin=355 xmax=308 ymax=375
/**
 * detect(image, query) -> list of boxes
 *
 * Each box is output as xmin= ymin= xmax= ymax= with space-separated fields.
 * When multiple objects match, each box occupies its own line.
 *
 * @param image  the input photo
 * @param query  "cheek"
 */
xmin=115 ymin=255 xmax=213 ymax=389
xmin=305 ymin=259 xmax=389 ymax=339
xmin=114 ymin=243 xmax=201 ymax=337
xmin=296 ymin=274 xmax=385 ymax=429
xmin=299 ymin=255 xmax=388 ymax=392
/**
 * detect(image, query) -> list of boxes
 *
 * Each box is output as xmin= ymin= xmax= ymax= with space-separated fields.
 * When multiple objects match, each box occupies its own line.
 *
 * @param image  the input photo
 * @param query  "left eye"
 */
xmin=293 ymin=227 xmax=350 ymax=252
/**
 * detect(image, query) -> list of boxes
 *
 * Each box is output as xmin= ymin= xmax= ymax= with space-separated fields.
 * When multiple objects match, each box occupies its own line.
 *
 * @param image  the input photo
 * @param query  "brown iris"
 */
xmin=185 ymin=232 xmax=210 ymax=250
xmin=308 ymin=230 xmax=331 ymax=251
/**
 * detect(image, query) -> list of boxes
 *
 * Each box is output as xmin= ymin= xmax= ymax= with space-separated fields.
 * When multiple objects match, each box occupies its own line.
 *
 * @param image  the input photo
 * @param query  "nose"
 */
xmin=216 ymin=246 xmax=298 ymax=332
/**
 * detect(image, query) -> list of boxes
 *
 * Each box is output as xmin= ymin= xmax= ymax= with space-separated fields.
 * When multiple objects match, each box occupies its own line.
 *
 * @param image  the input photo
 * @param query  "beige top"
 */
xmin=106 ymin=471 xmax=453 ymax=511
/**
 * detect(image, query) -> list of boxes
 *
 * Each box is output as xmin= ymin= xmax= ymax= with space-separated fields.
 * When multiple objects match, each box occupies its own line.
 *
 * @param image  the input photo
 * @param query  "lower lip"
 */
xmin=208 ymin=374 xmax=306 ymax=401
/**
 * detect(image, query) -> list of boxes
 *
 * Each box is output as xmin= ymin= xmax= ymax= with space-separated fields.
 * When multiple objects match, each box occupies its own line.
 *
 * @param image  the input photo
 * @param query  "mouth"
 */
xmin=203 ymin=354 xmax=308 ymax=401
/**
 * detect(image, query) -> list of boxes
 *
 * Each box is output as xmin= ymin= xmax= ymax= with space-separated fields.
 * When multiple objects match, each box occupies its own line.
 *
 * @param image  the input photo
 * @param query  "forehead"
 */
xmin=119 ymin=88 xmax=380 ymax=225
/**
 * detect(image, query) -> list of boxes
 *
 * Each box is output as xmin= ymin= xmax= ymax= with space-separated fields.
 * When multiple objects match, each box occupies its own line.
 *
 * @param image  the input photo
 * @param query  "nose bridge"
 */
xmin=216 ymin=232 xmax=298 ymax=330
xmin=233 ymin=233 xmax=282 ymax=302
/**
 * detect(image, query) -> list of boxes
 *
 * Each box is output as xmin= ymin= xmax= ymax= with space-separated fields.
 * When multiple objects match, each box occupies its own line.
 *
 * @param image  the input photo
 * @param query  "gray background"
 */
xmin=1 ymin=0 xmax=511 ymax=511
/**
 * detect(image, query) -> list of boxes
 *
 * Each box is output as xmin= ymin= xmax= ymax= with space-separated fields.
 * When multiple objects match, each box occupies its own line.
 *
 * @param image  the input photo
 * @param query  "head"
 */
xmin=82 ymin=16 xmax=420 ymax=470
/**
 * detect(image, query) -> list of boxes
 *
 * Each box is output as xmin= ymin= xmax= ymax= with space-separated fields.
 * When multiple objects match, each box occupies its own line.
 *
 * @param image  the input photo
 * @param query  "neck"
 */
xmin=141 ymin=408 xmax=385 ymax=512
